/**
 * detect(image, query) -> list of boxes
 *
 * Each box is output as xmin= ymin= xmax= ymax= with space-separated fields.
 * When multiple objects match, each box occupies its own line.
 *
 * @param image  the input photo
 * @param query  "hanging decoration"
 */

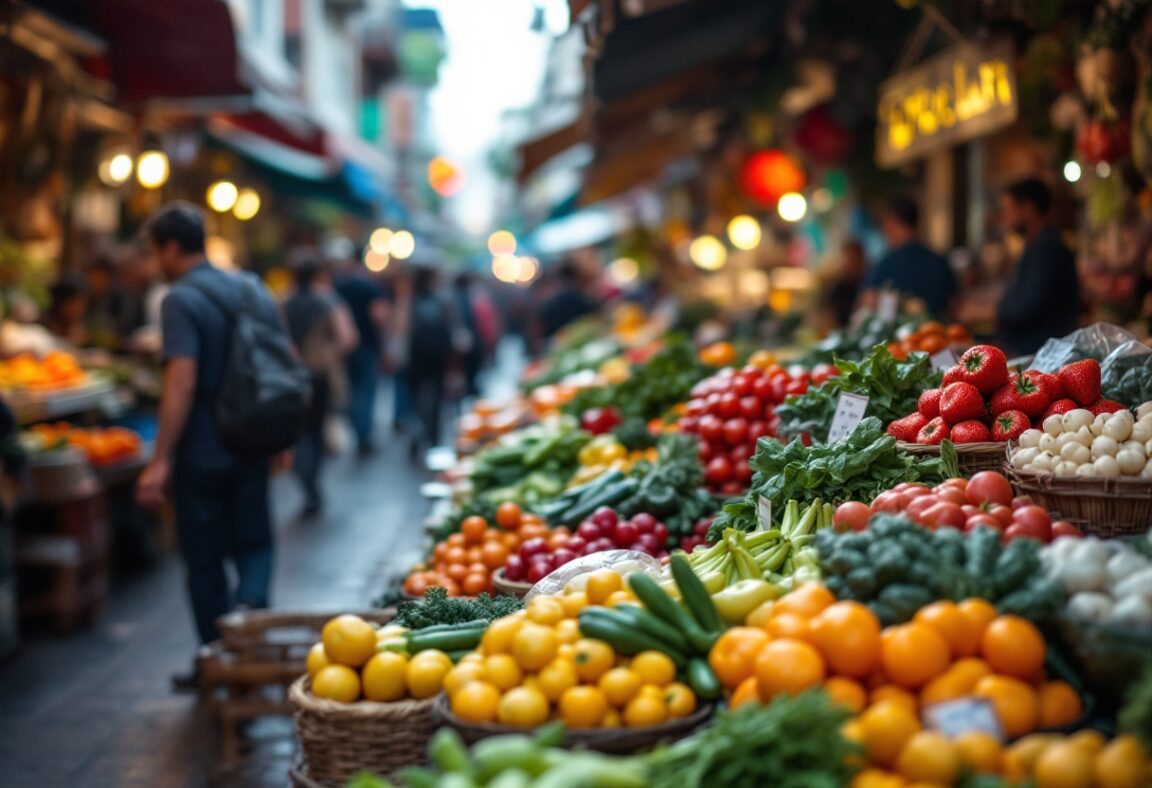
xmin=737 ymin=150 xmax=806 ymax=207
xmin=792 ymin=106 xmax=854 ymax=166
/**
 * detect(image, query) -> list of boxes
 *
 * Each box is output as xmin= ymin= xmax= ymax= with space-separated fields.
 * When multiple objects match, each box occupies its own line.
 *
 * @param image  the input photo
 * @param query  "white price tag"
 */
xmin=756 ymin=496 xmax=772 ymax=532
xmin=930 ymin=348 xmax=958 ymax=371
xmin=924 ymin=698 xmax=1004 ymax=740
xmin=877 ymin=290 xmax=899 ymax=322
xmin=827 ymin=393 xmax=870 ymax=443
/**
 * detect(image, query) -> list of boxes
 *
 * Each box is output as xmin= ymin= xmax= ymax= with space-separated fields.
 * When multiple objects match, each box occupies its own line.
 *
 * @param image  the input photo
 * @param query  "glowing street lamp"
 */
xmin=727 ymin=215 xmax=762 ymax=251
xmin=136 ymin=150 xmax=169 ymax=189
xmin=206 ymin=180 xmax=239 ymax=212
xmin=689 ymin=235 xmax=727 ymax=271
xmin=232 ymin=188 xmax=261 ymax=220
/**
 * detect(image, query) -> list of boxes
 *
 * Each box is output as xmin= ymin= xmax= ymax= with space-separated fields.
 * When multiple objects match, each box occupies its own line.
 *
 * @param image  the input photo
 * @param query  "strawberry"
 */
xmin=917 ymin=416 xmax=948 ymax=445
xmin=990 ymin=370 xmax=1056 ymax=418
xmin=942 ymin=365 xmax=964 ymax=387
xmin=939 ymin=382 xmax=986 ymax=424
xmin=1088 ymin=398 xmax=1126 ymax=415
xmin=1040 ymin=398 xmax=1078 ymax=422
xmin=1058 ymin=359 xmax=1101 ymax=406
xmin=955 ymin=344 xmax=1009 ymax=394
xmin=887 ymin=412 xmax=929 ymax=442
xmin=992 ymin=410 xmax=1030 ymax=441
xmin=951 ymin=419 xmax=992 ymax=443
xmin=918 ymin=389 xmax=941 ymax=419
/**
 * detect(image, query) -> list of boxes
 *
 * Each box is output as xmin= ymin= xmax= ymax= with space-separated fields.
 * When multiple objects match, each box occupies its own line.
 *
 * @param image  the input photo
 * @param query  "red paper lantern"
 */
xmin=738 ymin=150 xmax=806 ymax=206
xmin=793 ymin=106 xmax=854 ymax=166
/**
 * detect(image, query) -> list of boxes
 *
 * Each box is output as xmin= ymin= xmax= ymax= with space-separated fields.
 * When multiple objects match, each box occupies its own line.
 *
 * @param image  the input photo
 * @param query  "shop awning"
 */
xmin=516 ymin=114 xmax=591 ymax=185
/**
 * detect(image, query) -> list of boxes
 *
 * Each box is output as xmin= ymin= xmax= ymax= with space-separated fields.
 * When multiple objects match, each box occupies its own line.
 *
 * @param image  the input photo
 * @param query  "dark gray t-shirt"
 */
xmin=162 ymin=262 xmax=280 ymax=469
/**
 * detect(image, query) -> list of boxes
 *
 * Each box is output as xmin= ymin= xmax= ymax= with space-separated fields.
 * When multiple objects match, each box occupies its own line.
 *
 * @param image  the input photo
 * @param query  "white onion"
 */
xmin=1018 ymin=429 xmax=1043 ymax=449
xmin=1093 ymin=455 xmax=1121 ymax=477
xmin=1043 ymin=415 xmax=1066 ymax=436
xmin=1091 ymin=435 xmax=1119 ymax=459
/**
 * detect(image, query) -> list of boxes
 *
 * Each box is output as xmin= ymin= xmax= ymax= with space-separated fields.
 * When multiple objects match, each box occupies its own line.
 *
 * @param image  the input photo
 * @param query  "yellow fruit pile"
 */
xmin=445 ymin=592 xmax=697 ymax=729
xmin=306 ymin=614 xmax=450 ymax=704
xmin=0 ymin=352 xmax=85 ymax=390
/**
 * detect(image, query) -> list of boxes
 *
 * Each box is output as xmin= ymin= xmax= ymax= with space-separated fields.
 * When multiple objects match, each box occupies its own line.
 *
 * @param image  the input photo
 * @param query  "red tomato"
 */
xmin=751 ymin=376 xmax=775 ymax=402
xmin=987 ymin=504 xmax=1015 ymax=527
xmin=732 ymin=460 xmax=753 ymax=484
xmin=1011 ymin=495 xmax=1034 ymax=510
xmin=894 ymin=482 xmax=929 ymax=493
xmin=935 ymin=478 xmax=968 ymax=492
xmin=698 ymin=440 xmax=720 ymax=462
xmin=699 ymin=415 xmax=724 ymax=444
xmin=748 ymin=421 xmax=772 ymax=442
xmin=717 ymin=393 xmax=742 ymax=419
xmin=1004 ymin=522 xmax=1048 ymax=543
xmin=723 ymin=418 xmax=749 ymax=446
xmin=705 ymin=456 xmax=733 ymax=485
xmin=731 ymin=374 xmax=755 ymax=397
xmin=905 ymin=495 xmax=939 ymax=523
xmin=833 ymin=501 xmax=871 ymax=532
xmin=784 ymin=380 xmax=808 ymax=397
xmin=935 ymin=487 xmax=968 ymax=507
xmin=1051 ymin=521 xmax=1083 ymax=539
xmin=923 ymin=502 xmax=966 ymax=530
xmin=871 ymin=491 xmax=910 ymax=513
xmin=966 ymin=471 xmax=1014 ymax=507
xmin=720 ymin=481 xmax=744 ymax=495
xmin=729 ymin=444 xmax=753 ymax=465
xmin=739 ymin=396 xmax=762 ymax=421
xmin=965 ymin=514 xmax=1002 ymax=531
xmin=685 ymin=399 xmax=707 ymax=417
xmin=961 ymin=504 xmax=980 ymax=519
xmin=1012 ymin=506 xmax=1052 ymax=541
xmin=902 ymin=486 xmax=933 ymax=499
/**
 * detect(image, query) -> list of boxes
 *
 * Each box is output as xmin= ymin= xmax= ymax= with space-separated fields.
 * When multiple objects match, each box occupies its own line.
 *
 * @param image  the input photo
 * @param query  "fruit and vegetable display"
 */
xmin=775 ymin=346 xmax=941 ymax=443
xmin=1009 ymin=402 xmax=1152 ymax=478
xmin=1042 ymin=537 xmax=1152 ymax=628
xmin=0 ymin=351 xmax=86 ymax=390
xmin=800 ymin=317 xmax=972 ymax=365
xmin=23 ymin=422 xmax=143 ymax=466
xmin=465 ymin=419 xmax=590 ymax=506
xmin=679 ymin=362 xmax=836 ymax=492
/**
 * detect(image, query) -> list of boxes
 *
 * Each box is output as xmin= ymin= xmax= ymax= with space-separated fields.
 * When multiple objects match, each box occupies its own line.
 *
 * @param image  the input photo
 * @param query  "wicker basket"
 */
xmin=492 ymin=568 xmax=533 ymax=598
xmin=289 ymin=677 xmax=435 ymax=786
xmin=1005 ymin=466 xmax=1152 ymax=538
xmin=434 ymin=694 xmax=713 ymax=754
xmin=897 ymin=441 xmax=1007 ymax=475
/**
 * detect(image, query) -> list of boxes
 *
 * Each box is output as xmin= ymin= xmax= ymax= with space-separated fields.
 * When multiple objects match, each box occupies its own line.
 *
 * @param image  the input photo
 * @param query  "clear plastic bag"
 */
xmin=1031 ymin=323 xmax=1152 ymax=404
xmin=524 ymin=550 xmax=662 ymax=601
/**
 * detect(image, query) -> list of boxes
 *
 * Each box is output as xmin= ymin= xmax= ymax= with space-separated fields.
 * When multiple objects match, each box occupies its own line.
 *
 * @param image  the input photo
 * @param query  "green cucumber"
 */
xmin=627 ymin=572 xmax=716 ymax=653
xmin=612 ymin=604 xmax=692 ymax=653
xmin=406 ymin=625 xmax=486 ymax=653
xmin=670 ymin=554 xmax=723 ymax=633
xmin=685 ymin=657 xmax=722 ymax=701
xmin=576 ymin=611 xmax=681 ymax=661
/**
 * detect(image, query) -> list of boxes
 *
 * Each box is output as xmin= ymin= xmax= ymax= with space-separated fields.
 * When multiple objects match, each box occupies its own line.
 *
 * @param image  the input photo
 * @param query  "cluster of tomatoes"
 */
xmin=404 ymin=503 xmax=544 ymax=597
xmin=832 ymin=471 xmax=1082 ymax=543
xmin=885 ymin=321 xmax=972 ymax=360
xmin=503 ymin=508 xmax=672 ymax=585
xmin=679 ymin=363 xmax=837 ymax=493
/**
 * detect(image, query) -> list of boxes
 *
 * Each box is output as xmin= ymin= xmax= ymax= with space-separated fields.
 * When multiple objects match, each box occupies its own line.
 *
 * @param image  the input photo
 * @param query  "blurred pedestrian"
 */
xmin=405 ymin=265 xmax=456 ymax=458
xmin=453 ymin=272 xmax=498 ymax=398
xmin=863 ymin=196 xmax=959 ymax=319
xmin=134 ymin=202 xmax=283 ymax=688
xmin=335 ymin=253 xmax=390 ymax=456
xmin=825 ymin=239 xmax=867 ymax=329
xmin=996 ymin=178 xmax=1081 ymax=356
xmin=284 ymin=257 xmax=357 ymax=517
xmin=537 ymin=259 xmax=597 ymax=342
xmin=44 ymin=278 xmax=88 ymax=346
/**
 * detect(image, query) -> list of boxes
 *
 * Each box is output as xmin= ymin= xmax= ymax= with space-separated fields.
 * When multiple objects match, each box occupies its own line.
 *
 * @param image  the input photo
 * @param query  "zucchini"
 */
xmin=627 ymin=572 xmax=716 ymax=653
xmin=670 ymin=554 xmax=724 ymax=634
xmin=611 ymin=604 xmax=693 ymax=654
xmin=407 ymin=625 xmax=486 ymax=653
xmin=577 ymin=610 xmax=683 ymax=663
xmin=685 ymin=657 xmax=722 ymax=700
xmin=560 ymin=478 xmax=639 ymax=525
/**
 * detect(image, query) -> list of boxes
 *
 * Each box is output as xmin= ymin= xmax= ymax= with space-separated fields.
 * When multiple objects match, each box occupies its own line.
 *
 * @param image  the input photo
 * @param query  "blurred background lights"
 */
xmin=515 ymin=256 xmax=539 ymax=283
xmin=487 ymin=230 xmax=517 ymax=256
xmin=427 ymin=155 xmax=466 ymax=197
xmin=135 ymin=150 xmax=169 ymax=189
xmin=726 ymin=215 xmax=762 ymax=250
xmin=1063 ymin=161 xmax=1082 ymax=183
xmin=99 ymin=151 xmax=133 ymax=186
xmin=389 ymin=230 xmax=416 ymax=260
xmin=689 ymin=235 xmax=727 ymax=271
xmin=607 ymin=257 xmax=639 ymax=285
xmin=206 ymin=180 xmax=239 ymax=212
xmin=777 ymin=192 xmax=808 ymax=222
xmin=811 ymin=187 xmax=834 ymax=213
xmin=369 ymin=227 xmax=394 ymax=254
xmin=491 ymin=253 xmax=520 ymax=283
xmin=232 ymin=188 xmax=260 ymax=220
xmin=1095 ymin=162 xmax=1111 ymax=178
xmin=364 ymin=248 xmax=390 ymax=272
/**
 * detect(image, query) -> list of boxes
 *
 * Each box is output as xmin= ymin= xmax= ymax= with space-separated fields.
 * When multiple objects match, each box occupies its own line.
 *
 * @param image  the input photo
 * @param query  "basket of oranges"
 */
xmin=290 ymin=614 xmax=443 ymax=786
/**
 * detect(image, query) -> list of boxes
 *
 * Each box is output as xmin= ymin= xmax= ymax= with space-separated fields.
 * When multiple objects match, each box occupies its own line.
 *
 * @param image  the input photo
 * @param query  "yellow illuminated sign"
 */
xmin=877 ymin=40 xmax=1017 ymax=168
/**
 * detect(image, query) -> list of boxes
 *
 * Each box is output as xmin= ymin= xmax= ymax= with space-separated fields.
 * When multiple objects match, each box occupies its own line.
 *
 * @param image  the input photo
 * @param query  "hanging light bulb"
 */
xmin=206 ymin=180 xmax=239 ymax=212
xmin=98 ymin=150 xmax=134 ymax=186
xmin=232 ymin=188 xmax=260 ymax=220
xmin=136 ymin=150 xmax=170 ymax=189
xmin=689 ymin=235 xmax=727 ymax=271
xmin=726 ymin=215 xmax=762 ymax=250
xmin=1063 ymin=161 xmax=1082 ymax=183
xmin=777 ymin=192 xmax=808 ymax=223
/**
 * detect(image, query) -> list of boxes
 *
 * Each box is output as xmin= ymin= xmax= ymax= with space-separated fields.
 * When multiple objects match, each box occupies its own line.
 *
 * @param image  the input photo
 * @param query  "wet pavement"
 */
xmin=0 ymin=409 xmax=432 ymax=787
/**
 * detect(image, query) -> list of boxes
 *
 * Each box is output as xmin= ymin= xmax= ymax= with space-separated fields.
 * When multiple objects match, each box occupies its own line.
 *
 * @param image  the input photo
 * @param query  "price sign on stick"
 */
xmin=931 ymin=348 xmax=958 ymax=371
xmin=925 ymin=698 xmax=1005 ymax=740
xmin=827 ymin=393 xmax=870 ymax=443
xmin=756 ymin=496 xmax=772 ymax=532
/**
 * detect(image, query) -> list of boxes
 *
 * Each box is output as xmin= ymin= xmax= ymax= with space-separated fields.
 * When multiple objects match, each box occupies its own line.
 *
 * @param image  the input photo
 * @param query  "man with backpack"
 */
xmin=136 ymin=203 xmax=309 ymax=689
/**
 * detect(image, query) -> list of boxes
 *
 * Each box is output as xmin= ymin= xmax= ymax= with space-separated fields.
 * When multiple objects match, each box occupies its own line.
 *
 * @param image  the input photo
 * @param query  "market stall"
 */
xmin=281 ymin=309 xmax=1151 ymax=788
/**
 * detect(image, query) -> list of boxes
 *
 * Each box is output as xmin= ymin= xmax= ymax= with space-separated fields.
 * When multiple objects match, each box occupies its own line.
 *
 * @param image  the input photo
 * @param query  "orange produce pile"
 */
xmin=717 ymin=584 xmax=1094 ymax=786
xmin=404 ymin=503 xmax=553 ymax=598
xmin=27 ymin=422 xmax=142 ymax=466
xmin=886 ymin=321 xmax=972 ymax=360
xmin=0 ymin=352 xmax=85 ymax=390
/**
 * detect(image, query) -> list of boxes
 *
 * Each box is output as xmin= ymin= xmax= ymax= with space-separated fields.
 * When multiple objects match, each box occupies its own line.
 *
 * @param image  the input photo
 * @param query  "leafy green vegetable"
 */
xmin=469 ymin=417 xmax=590 ymax=502
xmin=616 ymin=433 xmax=718 ymax=538
xmin=798 ymin=316 xmax=923 ymax=366
xmin=564 ymin=336 xmax=714 ymax=421
xmin=1119 ymin=662 xmax=1152 ymax=752
xmin=613 ymin=416 xmax=658 ymax=451
xmin=644 ymin=690 xmax=858 ymax=788
xmin=393 ymin=587 xmax=523 ymax=630
xmin=714 ymin=418 xmax=948 ymax=533
xmin=776 ymin=346 xmax=941 ymax=443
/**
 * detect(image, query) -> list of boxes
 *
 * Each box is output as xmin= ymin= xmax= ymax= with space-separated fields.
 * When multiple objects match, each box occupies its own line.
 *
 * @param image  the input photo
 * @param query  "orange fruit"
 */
xmin=881 ymin=623 xmax=951 ymax=689
xmin=442 ymin=661 xmax=486 ymax=697
xmin=754 ymin=638 xmax=826 ymax=700
xmin=1038 ymin=680 xmax=1083 ymax=729
xmin=512 ymin=624 xmax=558 ymax=671
xmin=948 ymin=657 xmax=992 ymax=692
xmin=585 ymin=570 xmax=623 ymax=605
xmin=462 ymin=573 xmax=489 ymax=596
xmin=632 ymin=651 xmax=677 ymax=687
xmin=709 ymin=627 xmax=771 ymax=690
xmin=483 ymin=654 xmax=523 ymax=692
xmin=598 ymin=667 xmax=642 ymax=707
xmin=306 ymin=642 xmax=331 ymax=676
xmin=481 ymin=615 xmax=522 ymax=655
xmin=957 ymin=598 xmax=997 ymax=645
xmin=461 ymin=516 xmax=488 ymax=545
xmin=1068 ymin=729 xmax=1107 ymax=754
xmin=311 ymin=664 xmax=361 ymax=702
xmin=895 ymin=731 xmax=960 ymax=784
xmin=663 ymin=682 xmax=697 ymax=719
xmin=915 ymin=601 xmax=978 ymax=657
xmin=558 ymin=685 xmax=609 ymax=728
xmin=919 ymin=670 xmax=972 ymax=707
xmin=495 ymin=502 xmax=522 ymax=529
xmin=622 ymin=688 xmax=668 ymax=727
xmin=1033 ymin=739 xmax=1095 ymax=788
xmin=981 ymin=615 xmax=1046 ymax=681
xmin=858 ymin=700 xmax=922 ymax=767
xmin=730 ymin=676 xmax=761 ymax=710
xmin=558 ymin=591 xmax=588 ymax=619
xmin=498 ymin=686 xmax=550 ymax=727
xmin=766 ymin=613 xmax=813 ymax=641
xmin=954 ymin=730 xmax=1003 ymax=774
xmin=451 ymin=680 xmax=501 ymax=723
xmin=871 ymin=684 xmax=919 ymax=714
xmin=1094 ymin=735 xmax=1151 ymax=788
xmin=480 ymin=541 xmax=509 ymax=570
xmin=808 ymin=601 xmax=881 ymax=678
xmin=824 ymin=676 xmax=867 ymax=713
xmin=974 ymin=675 xmax=1039 ymax=738
xmin=525 ymin=596 xmax=565 ymax=626
xmin=321 ymin=614 xmax=378 ymax=668
xmin=772 ymin=583 xmax=835 ymax=618
xmin=572 ymin=639 xmax=616 ymax=683
xmin=363 ymin=652 xmax=410 ymax=701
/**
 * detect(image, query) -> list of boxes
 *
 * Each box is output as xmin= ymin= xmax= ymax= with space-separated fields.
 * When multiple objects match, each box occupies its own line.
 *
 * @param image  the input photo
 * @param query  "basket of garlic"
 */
xmin=1005 ymin=402 xmax=1152 ymax=538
